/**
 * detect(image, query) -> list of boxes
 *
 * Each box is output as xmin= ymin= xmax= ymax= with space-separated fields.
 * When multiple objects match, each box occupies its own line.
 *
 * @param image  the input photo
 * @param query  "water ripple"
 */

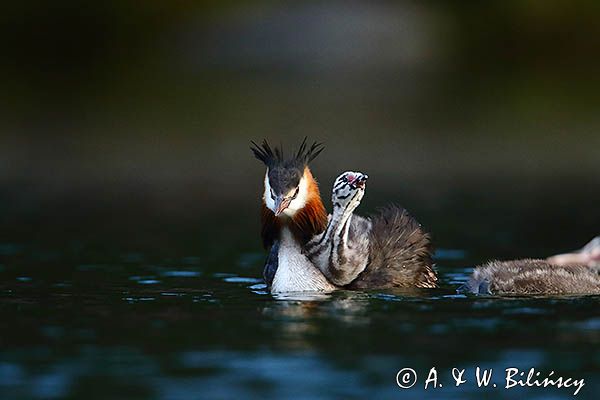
xmin=161 ymin=270 xmax=201 ymax=278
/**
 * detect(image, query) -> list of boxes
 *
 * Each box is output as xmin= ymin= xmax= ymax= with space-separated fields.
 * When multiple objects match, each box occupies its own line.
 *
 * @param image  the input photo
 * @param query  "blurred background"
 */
xmin=2 ymin=2 xmax=600 ymax=400
xmin=1 ymin=0 xmax=599 ymax=256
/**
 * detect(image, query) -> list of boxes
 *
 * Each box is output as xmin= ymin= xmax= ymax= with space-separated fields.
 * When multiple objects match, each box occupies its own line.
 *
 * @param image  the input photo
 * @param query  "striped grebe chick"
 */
xmin=306 ymin=171 xmax=371 ymax=286
xmin=306 ymin=171 xmax=438 ymax=289
xmin=463 ymin=236 xmax=600 ymax=295
xmin=251 ymin=138 xmax=336 ymax=293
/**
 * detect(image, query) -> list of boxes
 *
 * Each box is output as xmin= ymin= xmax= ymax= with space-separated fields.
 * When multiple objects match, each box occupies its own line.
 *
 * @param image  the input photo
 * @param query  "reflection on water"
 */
xmin=1 ymin=238 xmax=600 ymax=400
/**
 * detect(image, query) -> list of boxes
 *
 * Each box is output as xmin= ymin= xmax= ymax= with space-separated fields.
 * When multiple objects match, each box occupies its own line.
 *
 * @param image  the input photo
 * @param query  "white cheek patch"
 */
xmin=284 ymin=176 xmax=308 ymax=216
xmin=264 ymin=171 xmax=275 ymax=211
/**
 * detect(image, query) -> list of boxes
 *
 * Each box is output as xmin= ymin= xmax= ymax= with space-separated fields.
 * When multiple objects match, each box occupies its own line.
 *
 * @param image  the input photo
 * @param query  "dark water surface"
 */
xmin=1 ymin=192 xmax=599 ymax=400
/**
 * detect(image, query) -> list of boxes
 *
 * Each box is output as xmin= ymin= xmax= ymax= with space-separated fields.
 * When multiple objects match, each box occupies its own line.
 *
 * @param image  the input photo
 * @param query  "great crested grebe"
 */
xmin=306 ymin=171 xmax=437 ymax=289
xmin=251 ymin=138 xmax=335 ymax=292
xmin=463 ymin=236 xmax=600 ymax=295
xmin=251 ymin=139 xmax=437 ymax=292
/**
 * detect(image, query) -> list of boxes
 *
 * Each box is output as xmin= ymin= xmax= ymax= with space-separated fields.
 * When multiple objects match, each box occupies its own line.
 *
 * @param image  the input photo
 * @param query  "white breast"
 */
xmin=271 ymin=228 xmax=337 ymax=293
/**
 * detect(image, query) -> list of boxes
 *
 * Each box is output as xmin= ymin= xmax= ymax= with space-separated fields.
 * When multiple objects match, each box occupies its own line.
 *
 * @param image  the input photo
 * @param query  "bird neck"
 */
xmin=322 ymin=202 xmax=356 ymax=245
xmin=261 ymin=167 xmax=327 ymax=248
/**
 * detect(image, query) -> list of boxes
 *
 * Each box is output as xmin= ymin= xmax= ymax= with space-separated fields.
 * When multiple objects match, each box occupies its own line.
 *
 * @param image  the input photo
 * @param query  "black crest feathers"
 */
xmin=251 ymin=137 xmax=324 ymax=167
xmin=250 ymin=139 xmax=281 ymax=166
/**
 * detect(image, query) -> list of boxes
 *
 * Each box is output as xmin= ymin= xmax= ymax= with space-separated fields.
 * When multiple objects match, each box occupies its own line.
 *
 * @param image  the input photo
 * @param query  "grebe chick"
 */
xmin=463 ymin=237 xmax=600 ymax=295
xmin=306 ymin=171 xmax=371 ymax=286
xmin=307 ymin=171 xmax=438 ymax=289
xmin=251 ymin=138 xmax=336 ymax=293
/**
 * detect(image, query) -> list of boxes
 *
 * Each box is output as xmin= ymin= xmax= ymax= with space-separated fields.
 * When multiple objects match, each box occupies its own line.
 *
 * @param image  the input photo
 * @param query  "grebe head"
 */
xmin=332 ymin=171 xmax=368 ymax=211
xmin=251 ymin=137 xmax=324 ymax=217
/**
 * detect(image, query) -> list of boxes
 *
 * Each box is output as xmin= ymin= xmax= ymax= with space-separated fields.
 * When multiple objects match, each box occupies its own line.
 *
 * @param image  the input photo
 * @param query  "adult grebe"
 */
xmin=251 ymin=138 xmax=335 ymax=292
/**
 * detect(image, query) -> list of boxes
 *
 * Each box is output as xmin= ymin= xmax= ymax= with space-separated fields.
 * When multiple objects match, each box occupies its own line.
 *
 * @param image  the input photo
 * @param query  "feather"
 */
xmin=464 ymin=259 xmax=600 ymax=295
xmin=251 ymin=137 xmax=324 ymax=168
xmin=251 ymin=139 xmax=280 ymax=166
xmin=349 ymin=205 xmax=437 ymax=289
xmin=260 ymin=167 xmax=327 ymax=248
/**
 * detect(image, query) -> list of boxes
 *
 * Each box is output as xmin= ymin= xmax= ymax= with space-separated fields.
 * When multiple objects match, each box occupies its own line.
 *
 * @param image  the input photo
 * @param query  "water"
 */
xmin=1 ymin=199 xmax=599 ymax=400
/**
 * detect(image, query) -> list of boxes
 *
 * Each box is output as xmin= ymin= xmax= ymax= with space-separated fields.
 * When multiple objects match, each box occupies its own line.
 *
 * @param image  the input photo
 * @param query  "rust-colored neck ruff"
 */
xmin=261 ymin=168 xmax=328 ymax=249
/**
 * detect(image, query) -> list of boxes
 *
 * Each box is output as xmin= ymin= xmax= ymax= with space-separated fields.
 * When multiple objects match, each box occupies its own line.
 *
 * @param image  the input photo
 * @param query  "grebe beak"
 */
xmin=354 ymin=174 xmax=368 ymax=189
xmin=274 ymin=195 xmax=292 ymax=216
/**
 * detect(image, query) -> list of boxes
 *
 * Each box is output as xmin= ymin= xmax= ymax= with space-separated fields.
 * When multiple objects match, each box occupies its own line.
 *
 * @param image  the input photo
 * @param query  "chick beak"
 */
xmin=358 ymin=174 xmax=368 ymax=188
xmin=354 ymin=174 xmax=368 ymax=189
xmin=274 ymin=195 xmax=292 ymax=217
